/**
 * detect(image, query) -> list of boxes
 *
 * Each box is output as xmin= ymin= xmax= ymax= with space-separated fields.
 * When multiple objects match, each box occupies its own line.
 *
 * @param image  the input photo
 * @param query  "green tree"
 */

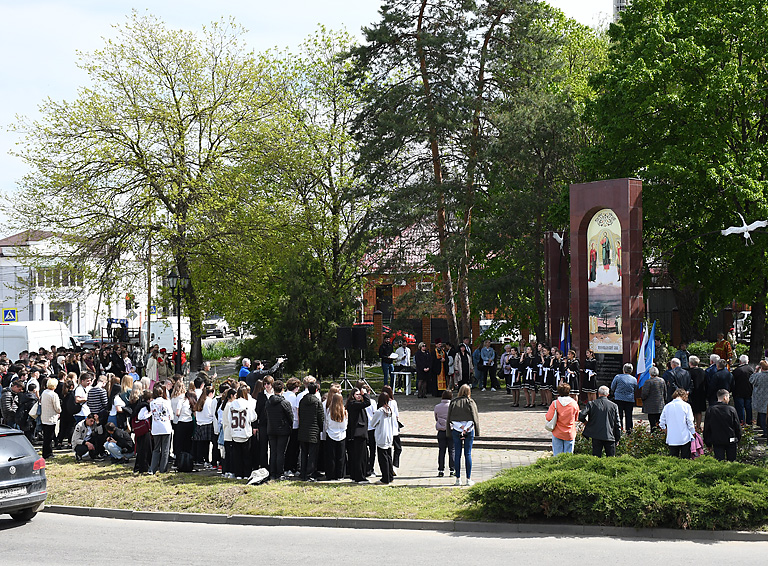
xmin=587 ymin=0 xmax=768 ymax=360
xmin=11 ymin=12 xmax=284 ymax=369
xmin=203 ymin=28 xmax=374 ymax=375
xmin=348 ymin=0 xmax=476 ymax=345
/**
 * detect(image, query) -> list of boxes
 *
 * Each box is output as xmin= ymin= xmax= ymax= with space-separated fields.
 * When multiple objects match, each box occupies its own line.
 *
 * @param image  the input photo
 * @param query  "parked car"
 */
xmin=202 ymin=316 xmax=230 ymax=338
xmin=72 ymin=333 xmax=92 ymax=345
xmin=79 ymin=337 xmax=111 ymax=350
xmin=0 ymin=425 xmax=47 ymax=522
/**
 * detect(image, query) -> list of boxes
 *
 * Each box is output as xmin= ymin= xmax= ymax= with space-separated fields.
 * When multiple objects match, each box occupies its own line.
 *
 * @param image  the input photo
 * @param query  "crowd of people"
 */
xmin=0 ymin=336 xmax=490 ymax=486
xmin=1 ymin=333 xmax=758 ymax=490
xmin=543 ymin=340 xmax=754 ymax=462
xmin=380 ymin=336 xmax=595 ymax=408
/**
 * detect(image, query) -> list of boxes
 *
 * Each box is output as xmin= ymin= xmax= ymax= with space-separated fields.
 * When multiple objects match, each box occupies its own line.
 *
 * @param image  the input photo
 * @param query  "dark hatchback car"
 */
xmin=0 ymin=425 xmax=47 ymax=521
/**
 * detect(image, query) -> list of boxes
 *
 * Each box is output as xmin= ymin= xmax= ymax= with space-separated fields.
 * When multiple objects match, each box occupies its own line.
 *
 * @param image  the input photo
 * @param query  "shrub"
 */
xmin=202 ymin=338 xmax=243 ymax=361
xmin=467 ymin=454 xmax=768 ymax=529
xmin=688 ymin=341 xmax=747 ymax=361
xmin=575 ymin=421 xmax=758 ymax=463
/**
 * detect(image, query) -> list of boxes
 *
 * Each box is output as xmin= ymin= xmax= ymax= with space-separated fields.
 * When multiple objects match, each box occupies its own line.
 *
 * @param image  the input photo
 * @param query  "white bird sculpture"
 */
xmin=721 ymin=213 xmax=768 ymax=245
xmin=552 ymin=231 xmax=564 ymax=254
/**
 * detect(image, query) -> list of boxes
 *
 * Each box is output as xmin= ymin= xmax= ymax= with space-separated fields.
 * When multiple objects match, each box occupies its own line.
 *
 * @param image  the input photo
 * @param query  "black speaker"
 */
xmin=337 ymin=327 xmax=353 ymax=349
xmin=352 ymin=326 xmax=368 ymax=350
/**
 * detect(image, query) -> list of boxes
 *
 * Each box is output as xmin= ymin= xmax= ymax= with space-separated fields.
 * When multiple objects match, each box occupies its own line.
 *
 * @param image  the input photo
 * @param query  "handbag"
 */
xmin=544 ymin=400 xmax=558 ymax=432
xmin=131 ymin=415 xmax=151 ymax=437
xmin=29 ymin=401 xmax=40 ymax=418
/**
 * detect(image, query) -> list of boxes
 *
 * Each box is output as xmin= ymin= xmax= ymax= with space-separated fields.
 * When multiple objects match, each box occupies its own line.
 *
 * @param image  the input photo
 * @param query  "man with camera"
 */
xmin=245 ymin=357 xmax=285 ymax=392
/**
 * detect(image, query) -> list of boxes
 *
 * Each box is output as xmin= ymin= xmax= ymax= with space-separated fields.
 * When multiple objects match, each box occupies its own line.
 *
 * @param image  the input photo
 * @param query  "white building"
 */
xmin=0 ymin=230 xmax=156 ymax=337
xmin=614 ymin=0 xmax=630 ymax=22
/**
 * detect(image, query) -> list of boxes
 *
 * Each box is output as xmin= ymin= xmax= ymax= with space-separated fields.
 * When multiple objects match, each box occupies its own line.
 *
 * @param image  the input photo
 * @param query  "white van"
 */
xmin=140 ymin=319 xmax=191 ymax=352
xmin=0 ymin=321 xmax=77 ymax=357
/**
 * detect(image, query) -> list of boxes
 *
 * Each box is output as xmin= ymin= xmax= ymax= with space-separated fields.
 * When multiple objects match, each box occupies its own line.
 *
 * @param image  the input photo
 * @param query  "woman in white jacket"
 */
xmin=40 ymin=378 xmax=61 ymax=459
xmin=370 ymin=392 xmax=397 ymax=484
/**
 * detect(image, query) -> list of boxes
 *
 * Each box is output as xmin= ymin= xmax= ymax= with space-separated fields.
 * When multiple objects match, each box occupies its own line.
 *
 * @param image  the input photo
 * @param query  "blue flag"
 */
xmin=637 ymin=321 xmax=656 ymax=387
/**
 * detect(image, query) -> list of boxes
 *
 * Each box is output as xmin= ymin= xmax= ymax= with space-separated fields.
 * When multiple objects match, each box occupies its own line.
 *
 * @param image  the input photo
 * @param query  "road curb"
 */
xmin=40 ymin=505 xmax=768 ymax=541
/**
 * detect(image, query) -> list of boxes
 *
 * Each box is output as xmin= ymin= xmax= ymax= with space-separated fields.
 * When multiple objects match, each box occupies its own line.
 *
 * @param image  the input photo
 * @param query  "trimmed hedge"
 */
xmin=467 ymin=454 xmax=768 ymax=530
xmin=574 ymin=423 xmax=759 ymax=462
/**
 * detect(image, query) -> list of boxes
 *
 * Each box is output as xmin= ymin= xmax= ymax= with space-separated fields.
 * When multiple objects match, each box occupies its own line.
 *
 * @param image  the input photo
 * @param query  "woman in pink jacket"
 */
xmin=545 ymin=382 xmax=580 ymax=455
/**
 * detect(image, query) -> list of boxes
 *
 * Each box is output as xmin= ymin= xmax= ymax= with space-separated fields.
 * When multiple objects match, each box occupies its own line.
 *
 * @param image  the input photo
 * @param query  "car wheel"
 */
xmin=10 ymin=508 xmax=37 ymax=522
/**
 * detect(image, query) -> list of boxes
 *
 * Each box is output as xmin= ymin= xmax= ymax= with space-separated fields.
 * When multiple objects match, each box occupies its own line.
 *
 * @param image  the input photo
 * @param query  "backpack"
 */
xmin=175 ymin=451 xmax=194 ymax=472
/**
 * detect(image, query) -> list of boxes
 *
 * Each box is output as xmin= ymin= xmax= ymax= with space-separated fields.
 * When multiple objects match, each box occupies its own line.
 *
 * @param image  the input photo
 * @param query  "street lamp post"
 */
xmin=167 ymin=269 xmax=190 ymax=375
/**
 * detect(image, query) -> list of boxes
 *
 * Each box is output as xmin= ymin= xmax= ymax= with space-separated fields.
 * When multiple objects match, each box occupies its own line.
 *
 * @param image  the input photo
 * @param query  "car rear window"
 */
xmin=0 ymin=433 xmax=37 ymax=460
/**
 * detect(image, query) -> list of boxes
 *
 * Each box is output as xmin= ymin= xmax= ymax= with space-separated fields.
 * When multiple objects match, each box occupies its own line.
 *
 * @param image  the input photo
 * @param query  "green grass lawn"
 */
xmin=45 ymin=455 xmax=470 ymax=520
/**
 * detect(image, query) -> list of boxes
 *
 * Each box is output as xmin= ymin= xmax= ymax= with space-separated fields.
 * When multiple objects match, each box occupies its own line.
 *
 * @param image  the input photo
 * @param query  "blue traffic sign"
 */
xmin=3 ymin=309 xmax=17 ymax=322
xmin=149 ymin=306 xmax=157 ymax=315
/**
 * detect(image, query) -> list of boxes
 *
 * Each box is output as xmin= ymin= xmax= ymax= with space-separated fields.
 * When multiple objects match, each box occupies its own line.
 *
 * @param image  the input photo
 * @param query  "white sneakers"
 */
xmin=466 ymin=479 xmax=475 ymax=487
xmin=454 ymin=477 xmax=475 ymax=487
xmin=455 ymin=477 xmax=461 ymax=486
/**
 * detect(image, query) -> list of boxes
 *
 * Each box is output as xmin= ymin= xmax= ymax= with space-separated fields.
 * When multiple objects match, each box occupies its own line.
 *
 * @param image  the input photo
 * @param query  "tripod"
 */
xmin=339 ymin=348 xmax=355 ymax=391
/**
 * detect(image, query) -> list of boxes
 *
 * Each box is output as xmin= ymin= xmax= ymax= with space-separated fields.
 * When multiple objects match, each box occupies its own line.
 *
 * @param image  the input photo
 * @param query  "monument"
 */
xmin=569 ymin=179 xmax=644 ymax=382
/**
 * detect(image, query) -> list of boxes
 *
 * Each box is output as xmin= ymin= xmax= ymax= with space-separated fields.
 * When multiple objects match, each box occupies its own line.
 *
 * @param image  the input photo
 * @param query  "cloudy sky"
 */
xmin=0 ymin=0 xmax=610 ymax=230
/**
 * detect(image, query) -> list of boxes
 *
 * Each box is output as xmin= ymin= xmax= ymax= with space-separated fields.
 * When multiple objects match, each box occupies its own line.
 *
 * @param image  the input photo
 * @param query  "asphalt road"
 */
xmin=2 ymin=513 xmax=766 ymax=564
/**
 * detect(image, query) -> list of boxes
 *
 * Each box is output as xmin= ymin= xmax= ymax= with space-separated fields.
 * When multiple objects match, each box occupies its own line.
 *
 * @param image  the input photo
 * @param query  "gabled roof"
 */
xmin=0 ymin=230 xmax=54 ymax=248
xmin=360 ymin=224 xmax=440 ymax=276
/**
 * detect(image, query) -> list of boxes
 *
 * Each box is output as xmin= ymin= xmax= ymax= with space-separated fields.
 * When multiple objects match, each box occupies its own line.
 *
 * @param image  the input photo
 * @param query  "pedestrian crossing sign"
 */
xmin=149 ymin=306 xmax=157 ymax=315
xmin=3 ymin=309 xmax=17 ymax=322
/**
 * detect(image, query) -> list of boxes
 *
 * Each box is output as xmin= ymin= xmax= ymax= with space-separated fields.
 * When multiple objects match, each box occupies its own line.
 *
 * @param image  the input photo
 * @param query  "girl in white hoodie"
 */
xmin=370 ymin=392 xmax=397 ymax=484
xmin=225 ymin=386 xmax=257 ymax=480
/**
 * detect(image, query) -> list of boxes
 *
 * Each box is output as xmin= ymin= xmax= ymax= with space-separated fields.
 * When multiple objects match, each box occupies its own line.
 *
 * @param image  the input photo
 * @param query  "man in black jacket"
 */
xmin=245 ymin=357 xmax=284 ymax=392
xmin=731 ymin=355 xmax=754 ymax=425
xmin=0 ymin=379 xmax=23 ymax=427
xmin=662 ymin=358 xmax=692 ymax=403
xmin=703 ymin=389 xmax=741 ymax=461
xmin=579 ymin=386 xmax=622 ymax=457
xmin=265 ymin=380 xmax=293 ymax=480
xmin=708 ymin=359 xmax=734 ymax=407
xmin=297 ymin=382 xmax=324 ymax=481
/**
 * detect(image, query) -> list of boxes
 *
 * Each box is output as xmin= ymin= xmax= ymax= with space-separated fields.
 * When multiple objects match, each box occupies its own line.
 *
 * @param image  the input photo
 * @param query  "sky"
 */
xmin=0 ymin=0 xmax=609 ymax=234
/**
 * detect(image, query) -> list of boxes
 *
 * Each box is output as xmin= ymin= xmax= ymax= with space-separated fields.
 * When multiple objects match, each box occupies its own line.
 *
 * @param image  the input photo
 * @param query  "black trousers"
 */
xmin=249 ymin=431 xmax=260 ymax=471
xmin=712 ymin=443 xmax=737 ymax=462
xmin=134 ymin=434 xmax=151 ymax=473
xmin=174 ymin=420 xmax=194 ymax=457
xmin=349 ymin=436 xmax=367 ymax=482
xmin=591 ymin=438 xmax=616 ymax=457
xmin=437 ymin=429 xmax=455 ymax=471
xmin=377 ymin=446 xmax=394 ymax=483
xmin=669 ymin=442 xmax=691 ymax=459
xmin=285 ymin=429 xmax=299 ymax=473
xmin=367 ymin=430 xmax=376 ymax=474
xmin=257 ymin=427 xmax=269 ymax=470
xmin=42 ymin=424 xmax=56 ymax=458
xmin=268 ymin=434 xmax=289 ymax=479
xmin=300 ymin=441 xmax=319 ymax=480
xmin=223 ymin=440 xmax=234 ymax=474
xmin=193 ymin=439 xmax=211 ymax=464
xmin=615 ymin=400 xmax=634 ymax=431
xmin=325 ymin=438 xmax=345 ymax=480
xmin=647 ymin=413 xmax=661 ymax=430
xmin=232 ymin=440 xmax=250 ymax=478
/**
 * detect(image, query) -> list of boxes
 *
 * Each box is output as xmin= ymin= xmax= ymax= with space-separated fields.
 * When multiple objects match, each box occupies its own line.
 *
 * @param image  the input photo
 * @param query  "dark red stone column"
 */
xmin=570 ymin=179 xmax=644 ymax=365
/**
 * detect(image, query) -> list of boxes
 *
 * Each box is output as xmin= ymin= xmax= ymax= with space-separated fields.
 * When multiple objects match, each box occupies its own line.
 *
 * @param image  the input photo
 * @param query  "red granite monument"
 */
xmin=569 ymin=179 xmax=644 ymax=377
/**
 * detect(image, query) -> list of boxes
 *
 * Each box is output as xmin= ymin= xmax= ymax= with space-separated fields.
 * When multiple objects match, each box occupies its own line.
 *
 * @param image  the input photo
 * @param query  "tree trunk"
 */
xmin=670 ymin=280 xmax=701 ymax=343
xmin=416 ymin=0 xmax=458 ymax=345
xmin=178 ymin=256 xmax=203 ymax=373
